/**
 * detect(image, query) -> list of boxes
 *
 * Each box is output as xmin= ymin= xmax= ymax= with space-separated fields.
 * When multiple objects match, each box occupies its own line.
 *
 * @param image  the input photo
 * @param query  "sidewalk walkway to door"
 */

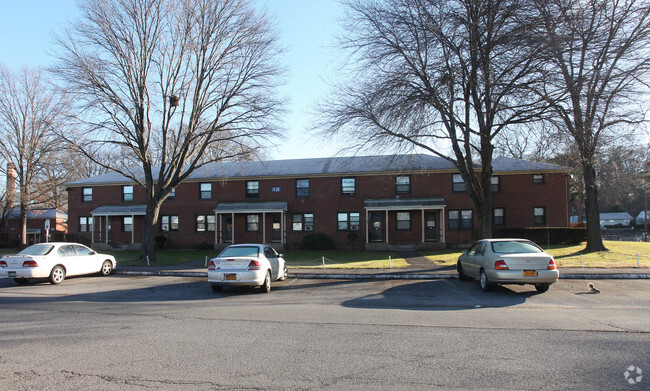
xmin=114 ymin=250 xmax=650 ymax=280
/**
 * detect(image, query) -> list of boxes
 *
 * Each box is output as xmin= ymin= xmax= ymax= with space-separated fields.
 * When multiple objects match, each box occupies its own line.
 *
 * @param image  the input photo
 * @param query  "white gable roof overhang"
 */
xmin=91 ymin=205 xmax=147 ymax=216
xmin=364 ymin=198 xmax=447 ymax=211
xmin=214 ymin=201 xmax=288 ymax=214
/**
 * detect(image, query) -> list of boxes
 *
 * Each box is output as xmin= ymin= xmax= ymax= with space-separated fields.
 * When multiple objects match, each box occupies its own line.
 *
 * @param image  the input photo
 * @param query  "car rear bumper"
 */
xmin=0 ymin=268 xmax=48 ymax=279
xmin=485 ymin=269 xmax=559 ymax=284
xmin=208 ymin=269 xmax=266 ymax=287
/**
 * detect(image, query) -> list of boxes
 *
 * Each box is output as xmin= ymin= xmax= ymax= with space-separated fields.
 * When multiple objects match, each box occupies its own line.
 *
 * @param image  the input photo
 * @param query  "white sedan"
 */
xmin=0 ymin=242 xmax=117 ymax=285
xmin=457 ymin=238 xmax=559 ymax=292
xmin=208 ymin=244 xmax=288 ymax=293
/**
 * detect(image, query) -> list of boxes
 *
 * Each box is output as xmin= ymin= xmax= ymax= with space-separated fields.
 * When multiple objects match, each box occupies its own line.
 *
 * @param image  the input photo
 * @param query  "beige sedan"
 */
xmin=457 ymin=239 xmax=559 ymax=292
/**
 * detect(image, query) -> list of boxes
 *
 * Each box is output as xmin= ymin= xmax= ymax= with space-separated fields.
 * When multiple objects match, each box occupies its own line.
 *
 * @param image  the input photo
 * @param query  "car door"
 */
xmin=263 ymin=246 xmax=280 ymax=279
xmin=462 ymin=241 xmax=485 ymax=278
xmin=73 ymin=244 xmax=98 ymax=274
xmin=57 ymin=244 xmax=80 ymax=276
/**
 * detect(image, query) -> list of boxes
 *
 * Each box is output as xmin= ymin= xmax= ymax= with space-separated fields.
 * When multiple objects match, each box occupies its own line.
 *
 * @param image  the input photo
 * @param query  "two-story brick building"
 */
xmin=65 ymin=154 xmax=570 ymax=250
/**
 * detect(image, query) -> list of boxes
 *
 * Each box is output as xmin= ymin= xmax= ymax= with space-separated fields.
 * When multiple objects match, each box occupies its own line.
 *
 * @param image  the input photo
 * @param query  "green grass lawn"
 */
xmin=421 ymin=240 xmax=650 ymax=268
xmin=282 ymin=250 xmax=407 ymax=269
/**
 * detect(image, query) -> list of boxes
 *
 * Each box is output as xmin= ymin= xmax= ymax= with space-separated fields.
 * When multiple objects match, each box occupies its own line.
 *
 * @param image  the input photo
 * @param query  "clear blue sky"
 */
xmin=0 ymin=0 xmax=345 ymax=160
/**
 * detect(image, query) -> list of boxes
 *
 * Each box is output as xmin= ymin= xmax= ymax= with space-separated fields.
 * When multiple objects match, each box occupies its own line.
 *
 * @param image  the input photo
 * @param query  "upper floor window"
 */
xmin=296 ymin=179 xmax=310 ymax=198
xmin=337 ymin=212 xmax=360 ymax=231
xmin=491 ymin=176 xmax=500 ymax=193
xmin=396 ymin=176 xmax=411 ymax=194
xmin=396 ymin=212 xmax=411 ymax=230
xmin=161 ymin=215 xmax=179 ymax=232
xmin=341 ymin=177 xmax=356 ymax=196
xmin=246 ymin=181 xmax=260 ymax=198
xmin=533 ymin=173 xmax=545 ymax=184
xmin=200 ymin=183 xmax=212 ymax=200
xmin=122 ymin=185 xmax=134 ymax=202
xmin=452 ymin=174 xmax=466 ymax=192
xmin=493 ymin=208 xmax=505 ymax=226
xmin=167 ymin=189 xmax=176 ymax=201
xmin=82 ymin=188 xmax=92 ymax=202
xmin=534 ymin=207 xmax=546 ymax=225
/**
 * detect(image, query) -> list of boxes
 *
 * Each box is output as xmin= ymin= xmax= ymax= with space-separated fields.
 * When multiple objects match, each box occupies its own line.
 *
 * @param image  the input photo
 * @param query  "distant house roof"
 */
xmin=66 ymin=154 xmax=570 ymax=186
xmin=6 ymin=208 xmax=67 ymax=220
xmin=600 ymin=212 xmax=633 ymax=220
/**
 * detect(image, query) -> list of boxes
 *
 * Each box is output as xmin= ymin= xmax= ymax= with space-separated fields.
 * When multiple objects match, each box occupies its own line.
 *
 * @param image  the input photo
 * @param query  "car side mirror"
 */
xmin=278 ymin=254 xmax=284 ymax=258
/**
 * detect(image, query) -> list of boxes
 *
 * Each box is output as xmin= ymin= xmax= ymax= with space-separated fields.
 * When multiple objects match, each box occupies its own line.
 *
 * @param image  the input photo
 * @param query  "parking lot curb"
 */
xmin=114 ymin=269 xmax=650 ymax=280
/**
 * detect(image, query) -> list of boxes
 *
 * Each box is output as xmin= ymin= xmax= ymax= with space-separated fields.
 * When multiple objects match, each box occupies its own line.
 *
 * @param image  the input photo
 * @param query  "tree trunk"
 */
xmin=583 ymin=161 xmax=607 ymax=252
xmin=19 ymin=204 xmax=27 ymax=248
xmin=140 ymin=199 xmax=162 ymax=263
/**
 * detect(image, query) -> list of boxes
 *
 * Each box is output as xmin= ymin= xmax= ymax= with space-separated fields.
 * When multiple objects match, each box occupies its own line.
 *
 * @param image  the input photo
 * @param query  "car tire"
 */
xmin=278 ymin=265 xmax=288 ymax=281
xmin=100 ymin=260 xmax=113 ymax=276
xmin=457 ymin=262 xmax=470 ymax=281
xmin=49 ymin=265 xmax=66 ymax=285
xmin=479 ymin=269 xmax=492 ymax=292
xmin=14 ymin=278 xmax=30 ymax=285
xmin=260 ymin=271 xmax=271 ymax=293
xmin=211 ymin=284 xmax=223 ymax=293
xmin=535 ymin=283 xmax=550 ymax=293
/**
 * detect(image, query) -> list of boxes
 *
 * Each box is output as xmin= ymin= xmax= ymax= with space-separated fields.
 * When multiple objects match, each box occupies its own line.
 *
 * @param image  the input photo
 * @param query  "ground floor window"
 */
xmin=534 ymin=207 xmax=546 ymax=225
xmin=247 ymin=214 xmax=259 ymax=231
xmin=79 ymin=216 xmax=93 ymax=232
xmin=122 ymin=217 xmax=133 ymax=232
xmin=292 ymin=213 xmax=314 ymax=231
xmin=396 ymin=211 xmax=411 ymax=230
xmin=449 ymin=209 xmax=473 ymax=229
xmin=337 ymin=212 xmax=360 ymax=231
xmin=196 ymin=215 xmax=216 ymax=232
xmin=161 ymin=215 xmax=179 ymax=232
xmin=493 ymin=208 xmax=505 ymax=226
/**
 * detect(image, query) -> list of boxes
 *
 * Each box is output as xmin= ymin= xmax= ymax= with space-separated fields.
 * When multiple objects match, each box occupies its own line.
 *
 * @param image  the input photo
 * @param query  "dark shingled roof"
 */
xmin=66 ymin=154 xmax=569 ymax=186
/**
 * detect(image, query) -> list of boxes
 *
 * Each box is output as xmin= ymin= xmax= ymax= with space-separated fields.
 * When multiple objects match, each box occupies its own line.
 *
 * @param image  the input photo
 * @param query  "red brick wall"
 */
xmin=67 ymin=170 xmax=569 ymax=249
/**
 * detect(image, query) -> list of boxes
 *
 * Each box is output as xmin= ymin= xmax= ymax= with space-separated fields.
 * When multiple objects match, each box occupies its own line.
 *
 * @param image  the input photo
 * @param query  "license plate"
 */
xmin=523 ymin=270 xmax=537 ymax=277
xmin=225 ymin=274 xmax=237 ymax=281
xmin=8 ymin=271 xmax=16 ymax=277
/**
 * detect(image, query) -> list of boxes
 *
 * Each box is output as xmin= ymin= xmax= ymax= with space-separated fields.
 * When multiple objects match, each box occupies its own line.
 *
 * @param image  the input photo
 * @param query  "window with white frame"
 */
xmin=79 ymin=216 xmax=93 ymax=232
xmin=534 ymin=207 xmax=546 ymax=225
xmin=341 ymin=178 xmax=356 ymax=196
xmin=122 ymin=185 xmax=134 ymax=202
xmin=491 ymin=176 xmax=500 ymax=193
xmin=82 ymin=188 xmax=92 ymax=202
xmin=493 ymin=208 xmax=505 ymax=226
xmin=200 ymin=183 xmax=212 ymax=200
xmin=396 ymin=176 xmax=410 ymax=194
xmin=246 ymin=181 xmax=260 ymax=198
xmin=122 ymin=216 xmax=133 ymax=232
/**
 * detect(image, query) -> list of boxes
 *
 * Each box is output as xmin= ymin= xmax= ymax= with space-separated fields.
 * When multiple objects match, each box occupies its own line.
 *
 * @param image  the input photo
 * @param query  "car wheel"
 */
xmin=211 ymin=284 xmax=223 ymax=293
xmin=49 ymin=266 xmax=66 ymax=285
xmin=260 ymin=271 xmax=271 ymax=293
xmin=14 ymin=278 xmax=30 ymax=285
xmin=457 ymin=262 xmax=470 ymax=281
xmin=100 ymin=260 xmax=113 ymax=276
xmin=535 ymin=283 xmax=550 ymax=293
xmin=278 ymin=265 xmax=288 ymax=281
xmin=479 ymin=269 xmax=492 ymax=292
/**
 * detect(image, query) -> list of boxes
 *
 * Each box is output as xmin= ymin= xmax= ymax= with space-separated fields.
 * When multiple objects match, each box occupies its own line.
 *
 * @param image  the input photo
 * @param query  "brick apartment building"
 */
xmin=66 ymin=154 xmax=571 ymax=250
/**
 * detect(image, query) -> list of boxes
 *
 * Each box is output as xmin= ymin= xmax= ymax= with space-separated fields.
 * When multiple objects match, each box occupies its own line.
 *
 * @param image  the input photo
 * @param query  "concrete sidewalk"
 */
xmin=113 ymin=258 xmax=650 ymax=280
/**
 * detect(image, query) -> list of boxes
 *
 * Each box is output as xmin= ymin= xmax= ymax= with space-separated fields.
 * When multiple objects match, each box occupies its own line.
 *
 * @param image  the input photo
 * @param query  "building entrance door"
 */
xmin=271 ymin=216 xmax=281 ymax=242
xmin=369 ymin=213 xmax=383 ymax=242
xmin=425 ymin=212 xmax=438 ymax=241
xmin=224 ymin=216 xmax=232 ymax=243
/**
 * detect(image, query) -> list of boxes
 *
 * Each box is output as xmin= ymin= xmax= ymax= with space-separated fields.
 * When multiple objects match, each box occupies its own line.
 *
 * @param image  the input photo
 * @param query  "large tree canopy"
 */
xmin=53 ymin=0 xmax=285 ymax=260
xmin=322 ymin=0 xmax=546 ymax=239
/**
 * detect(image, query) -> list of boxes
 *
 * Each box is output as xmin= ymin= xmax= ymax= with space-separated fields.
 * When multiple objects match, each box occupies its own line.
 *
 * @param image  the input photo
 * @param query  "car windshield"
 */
xmin=218 ymin=246 xmax=260 ymax=258
xmin=18 ymin=244 xmax=55 ymax=256
xmin=491 ymin=240 xmax=543 ymax=254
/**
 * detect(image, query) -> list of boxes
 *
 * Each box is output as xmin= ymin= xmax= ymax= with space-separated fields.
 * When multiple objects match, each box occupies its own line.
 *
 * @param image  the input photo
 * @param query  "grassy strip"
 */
xmin=282 ymin=250 xmax=407 ymax=269
xmin=421 ymin=241 xmax=650 ymax=268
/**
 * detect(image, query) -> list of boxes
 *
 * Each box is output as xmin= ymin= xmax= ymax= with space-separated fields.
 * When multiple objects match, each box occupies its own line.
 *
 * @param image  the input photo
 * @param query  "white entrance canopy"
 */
xmin=214 ymin=202 xmax=288 ymax=245
xmin=91 ymin=205 xmax=147 ymax=244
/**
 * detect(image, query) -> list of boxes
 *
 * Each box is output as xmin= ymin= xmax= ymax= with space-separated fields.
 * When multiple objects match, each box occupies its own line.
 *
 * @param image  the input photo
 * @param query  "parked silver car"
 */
xmin=207 ymin=244 xmax=288 ymax=293
xmin=457 ymin=239 xmax=559 ymax=292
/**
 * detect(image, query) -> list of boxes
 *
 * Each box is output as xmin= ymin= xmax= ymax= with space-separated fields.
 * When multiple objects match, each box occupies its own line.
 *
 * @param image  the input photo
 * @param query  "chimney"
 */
xmin=6 ymin=163 xmax=16 ymax=208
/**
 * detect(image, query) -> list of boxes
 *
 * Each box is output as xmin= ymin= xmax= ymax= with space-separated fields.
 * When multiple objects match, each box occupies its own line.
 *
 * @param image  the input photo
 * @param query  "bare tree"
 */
xmin=52 ymin=0 xmax=285 ymax=260
xmin=0 ymin=65 xmax=67 ymax=247
xmin=532 ymin=0 xmax=650 ymax=252
xmin=321 ymin=0 xmax=546 ymax=239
